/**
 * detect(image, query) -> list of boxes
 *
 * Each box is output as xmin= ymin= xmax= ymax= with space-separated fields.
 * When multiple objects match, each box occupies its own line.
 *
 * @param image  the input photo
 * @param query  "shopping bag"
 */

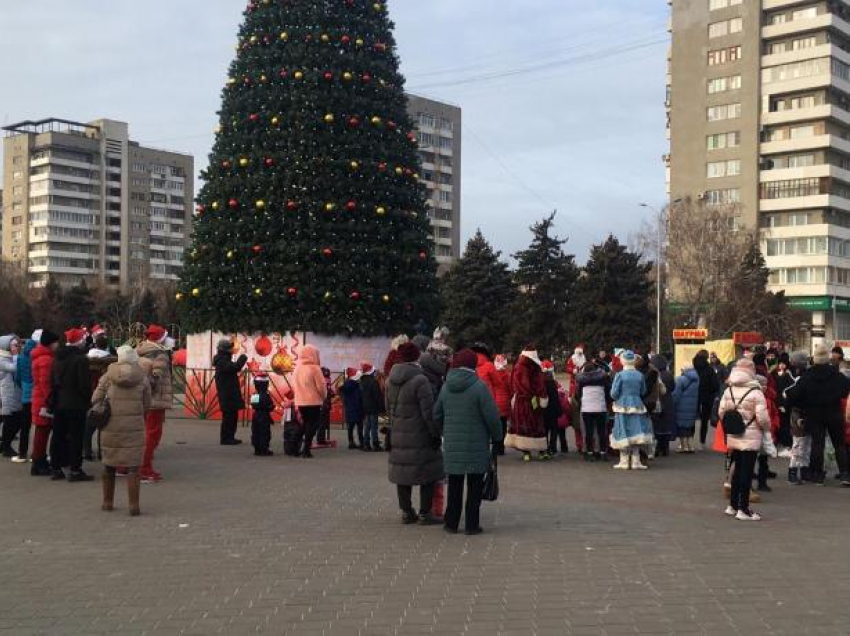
xmin=712 ymin=420 xmax=728 ymax=453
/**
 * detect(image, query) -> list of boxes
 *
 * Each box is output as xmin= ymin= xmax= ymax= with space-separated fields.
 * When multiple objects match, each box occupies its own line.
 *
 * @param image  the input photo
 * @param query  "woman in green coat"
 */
xmin=435 ymin=349 xmax=503 ymax=535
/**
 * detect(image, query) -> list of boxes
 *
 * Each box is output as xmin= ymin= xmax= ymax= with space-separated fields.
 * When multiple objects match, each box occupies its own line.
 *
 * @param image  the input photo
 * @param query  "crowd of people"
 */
xmin=3 ymin=320 xmax=850 ymax=528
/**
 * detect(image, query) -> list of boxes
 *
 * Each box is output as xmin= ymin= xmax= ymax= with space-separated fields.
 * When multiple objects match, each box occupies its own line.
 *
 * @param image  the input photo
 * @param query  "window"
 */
xmin=13 ymin=171 xmax=23 ymax=180
xmin=707 ymin=74 xmax=742 ymax=94
xmin=705 ymin=188 xmax=740 ymax=204
xmin=439 ymin=117 xmax=453 ymax=131
xmin=709 ymin=0 xmax=742 ymax=9
xmin=132 ymin=162 xmax=147 ymax=172
xmin=708 ymin=45 xmax=741 ymax=66
xmin=707 ymin=131 xmax=741 ymax=150
xmin=707 ymin=159 xmax=741 ymax=178
xmin=760 ymin=177 xmax=822 ymax=199
xmin=766 ymin=153 xmax=817 ymax=169
xmin=12 ymin=186 xmax=23 ymax=196
xmin=418 ymin=113 xmax=436 ymax=128
xmin=709 ymin=17 xmax=742 ymax=38
xmin=707 ymin=103 xmax=741 ymax=122
xmin=762 ymin=58 xmax=830 ymax=84
xmin=792 ymin=7 xmax=818 ymax=21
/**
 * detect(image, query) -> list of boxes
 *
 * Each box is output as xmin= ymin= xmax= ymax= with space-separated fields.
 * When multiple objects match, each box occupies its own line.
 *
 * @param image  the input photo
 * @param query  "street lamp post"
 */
xmin=640 ymin=200 xmax=681 ymax=355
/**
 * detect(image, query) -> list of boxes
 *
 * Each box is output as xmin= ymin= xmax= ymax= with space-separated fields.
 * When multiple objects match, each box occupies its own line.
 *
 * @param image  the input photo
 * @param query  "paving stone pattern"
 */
xmin=1 ymin=420 xmax=848 ymax=635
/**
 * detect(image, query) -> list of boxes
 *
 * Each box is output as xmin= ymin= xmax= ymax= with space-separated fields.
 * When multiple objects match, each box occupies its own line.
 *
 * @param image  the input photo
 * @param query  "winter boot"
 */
xmin=788 ymin=467 xmax=799 ymax=485
xmin=128 ymin=473 xmax=141 ymax=517
xmin=102 ymin=470 xmax=116 ymax=512
xmin=630 ymin=447 xmax=648 ymax=470
xmin=614 ymin=450 xmax=630 ymax=470
xmin=800 ymin=466 xmax=811 ymax=483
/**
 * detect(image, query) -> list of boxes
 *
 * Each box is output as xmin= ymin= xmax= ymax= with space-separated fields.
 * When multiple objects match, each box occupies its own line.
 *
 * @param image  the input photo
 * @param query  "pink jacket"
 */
xmin=718 ymin=368 xmax=770 ymax=452
xmin=292 ymin=345 xmax=328 ymax=407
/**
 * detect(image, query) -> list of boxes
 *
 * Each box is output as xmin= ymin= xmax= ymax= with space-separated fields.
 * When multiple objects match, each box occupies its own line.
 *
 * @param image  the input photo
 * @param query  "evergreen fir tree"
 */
xmin=572 ymin=235 xmax=653 ymax=352
xmin=440 ymin=230 xmax=516 ymax=351
xmin=61 ymin=280 xmax=95 ymax=328
xmin=135 ymin=289 xmax=158 ymax=324
xmin=34 ymin=276 xmax=66 ymax=333
xmin=178 ymin=0 xmax=437 ymax=336
xmin=507 ymin=212 xmax=578 ymax=356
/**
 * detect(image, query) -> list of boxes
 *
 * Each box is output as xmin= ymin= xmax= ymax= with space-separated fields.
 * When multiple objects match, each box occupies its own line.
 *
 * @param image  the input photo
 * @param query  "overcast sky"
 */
xmin=0 ymin=0 xmax=669 ymax=264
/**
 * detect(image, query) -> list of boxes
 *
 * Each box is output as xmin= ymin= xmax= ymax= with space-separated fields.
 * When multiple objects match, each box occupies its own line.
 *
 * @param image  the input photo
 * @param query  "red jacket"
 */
xmin=492 ymin=368 xmax=512 ymax=418
xmin=31 ymin=345 xmax=54 ymax=427
xmin=476 ymin=353 xmax=498 ymax=396
xmin=383 ymin=349 xmax=402 ymax=377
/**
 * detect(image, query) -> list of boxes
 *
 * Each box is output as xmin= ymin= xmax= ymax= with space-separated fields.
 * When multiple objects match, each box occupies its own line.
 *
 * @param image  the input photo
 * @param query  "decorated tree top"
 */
xmin=179 ymin=0 xmax=438 ymax=336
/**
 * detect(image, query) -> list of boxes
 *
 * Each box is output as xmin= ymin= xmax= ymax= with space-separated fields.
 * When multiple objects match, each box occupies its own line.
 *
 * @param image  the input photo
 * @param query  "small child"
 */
xmin=251 ymin=374 xmax=275 ymax=456
xmin=340 ymin=367 xmax=364 ymax=449
xmin=281 ymin=390 xmax=303 ymax=457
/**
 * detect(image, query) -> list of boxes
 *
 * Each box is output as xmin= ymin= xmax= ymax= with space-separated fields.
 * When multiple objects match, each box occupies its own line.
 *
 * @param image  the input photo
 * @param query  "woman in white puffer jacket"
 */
xmin=717 ymin=358 xmax=771 ymax=521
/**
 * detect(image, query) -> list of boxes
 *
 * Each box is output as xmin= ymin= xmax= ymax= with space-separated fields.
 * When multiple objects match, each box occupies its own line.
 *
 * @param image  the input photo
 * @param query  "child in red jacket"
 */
xmin=492 ymin=355 xmax=513 ymax=452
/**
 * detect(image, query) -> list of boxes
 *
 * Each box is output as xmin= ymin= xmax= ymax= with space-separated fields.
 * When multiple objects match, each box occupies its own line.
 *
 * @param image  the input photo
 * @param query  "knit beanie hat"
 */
xmin=40 ymin=330 xmax=60 ymax=347
xmin=735 ymin=358 xmax=756 ymax=377
xmin=813 ymin=345 xmax=830 ymax=365
xmin=217 ymin=338 xmax=234 ymax=352
xmin=398 ymin=342 xmax=421 ymax=364
xmin=452 ymin=349 xmax=478 ymax=370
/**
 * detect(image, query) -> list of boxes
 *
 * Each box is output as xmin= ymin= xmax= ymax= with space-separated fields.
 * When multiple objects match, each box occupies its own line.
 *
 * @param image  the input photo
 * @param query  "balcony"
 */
xmin=760 ymin=163 xmax=850 ymax=183
xmin=760 ymin=133 xmax=850 ymax=154
xmin=761 ymin=104 xmax=850 ymax=127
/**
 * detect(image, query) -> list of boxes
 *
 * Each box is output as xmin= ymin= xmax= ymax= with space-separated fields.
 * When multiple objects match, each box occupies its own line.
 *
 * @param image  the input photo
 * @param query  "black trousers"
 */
xmin=777 ymin=411 xmax=793 ymax=449
xmin=809 ymin=418 xmax=849 ymax=479
xmin=757 ymin=454 xmax=770 ymax=487
xmin=582 ymin=412 xmax=607 ymax=454
xmin=445 ymin=473 xmax=485 ymax=532
xmin=299 ymin=406 xmax=321 ymax=454
xmin=347 ymin=420 xmax=363 ymax=445
xmin=730 ymin=450 xmax=757 ymax=512
xmin=83 ymin=409 xmax=99 ymax=459
xmin=18 ymin=403 xmax=32 ymax=459
xmin=251 ymin=418 xmax=271 ymax=452
xmin=698 ymin=399 xmax=713 ymax=445
xmin=0 ymin=410 xmax=23 ymax=453
xmin=397 ymin=482 xmax=436 ymax=515
xmin=220 ymin=409 xmax=239 ymax=443
xmin=50 ymin=408 xmax=86 ymax=472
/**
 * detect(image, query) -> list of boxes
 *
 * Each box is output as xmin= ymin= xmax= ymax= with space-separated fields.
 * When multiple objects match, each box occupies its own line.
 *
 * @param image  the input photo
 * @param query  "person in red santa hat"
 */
xmin=506 ymin=347 xmax=549 ymax=462
xmin=136 ymin=324 xmax=175 ymax=483
xmin=50 ymin=328 xmax=95 ymax=481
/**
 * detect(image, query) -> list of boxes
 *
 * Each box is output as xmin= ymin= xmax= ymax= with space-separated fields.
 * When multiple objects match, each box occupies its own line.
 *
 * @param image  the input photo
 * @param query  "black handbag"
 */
xmin=482 ymin=447 xmax=499 ymax=502
xmin=87 ymin=397 xmax=112 ymax=431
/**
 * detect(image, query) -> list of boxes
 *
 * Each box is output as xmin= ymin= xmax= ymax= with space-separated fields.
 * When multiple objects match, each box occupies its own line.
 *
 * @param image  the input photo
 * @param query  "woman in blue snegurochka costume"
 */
xmin=610 ymin=350 xmax=655 ymax=470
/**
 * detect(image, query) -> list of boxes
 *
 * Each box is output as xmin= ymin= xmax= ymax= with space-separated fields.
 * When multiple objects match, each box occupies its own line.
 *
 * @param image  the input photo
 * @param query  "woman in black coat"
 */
xmin=386 ymin=343 xmax=444 ymax=525
xmin=213 ymin=339 xmax=248 ymax=446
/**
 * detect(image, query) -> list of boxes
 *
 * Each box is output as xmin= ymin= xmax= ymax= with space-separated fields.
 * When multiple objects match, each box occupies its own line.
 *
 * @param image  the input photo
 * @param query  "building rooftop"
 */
xmin=2 ymin=118 xmax=100 ymax=137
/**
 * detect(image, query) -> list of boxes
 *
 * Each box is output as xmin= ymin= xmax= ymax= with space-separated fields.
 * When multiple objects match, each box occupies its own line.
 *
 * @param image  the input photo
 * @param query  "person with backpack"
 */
xmin=718 ymin=359 xmax=771 ymax=521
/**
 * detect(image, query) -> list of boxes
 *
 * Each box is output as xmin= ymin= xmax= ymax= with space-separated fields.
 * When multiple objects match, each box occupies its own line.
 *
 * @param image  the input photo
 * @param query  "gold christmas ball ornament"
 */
xmin=211 ymin=201 xmax=220 ymax=210
xmin=395 ymin=166 xmax=403 ymax=175
xmin=376 ymin=206 xmax=386 ymax=216
xmin=355 ymin=38 xmax=364 ymax=46
xmin=382 ymin=294 xmax=391 ymax=303
xmin=227 ymin=250 xmax=234 ymax=259
xmin=324 ymin=113 xmax=335 ymax=123
xmin=321 ymin=34 xmax=330 ymax=42
xmin=325 ymin=202 xmax=336 ymax=212
xmin=343 ymin=71 xmax=353 ymax=81
xmin=350 ymin=160 xmax=360 ymax=170
xmin=191 ymin=288 xmax=201 ymax=298
xmin=271 ymin=116 xmax=280 ymax=126
xmin=239 ymin=157 xmax=249 ymax=167
xmin=294 ymin=70 xmax=304 ymax=80
xmin=250 ymin=35 xmax=259 ymax=44
xmin=254 ymin=288 xmax=263 ymax=297
xmin=214 ymin=125 xmax=222 ymax=134
xmin=175 ymin=292 xmax=184 ymax=302
xmin=226 ymin=77 xmax=236 ymax=86
xmin=324 ymin=291 xmax=333 ymax=300
xmin=280 ymin=31 xmax=289 ymax=41
xmin=371 ymin=116 xmax=382 ymax=125
xmin=255 ymin=200 xmax=266 ymax=210
xmin=374 ymin=2 xmax=383 ymax=11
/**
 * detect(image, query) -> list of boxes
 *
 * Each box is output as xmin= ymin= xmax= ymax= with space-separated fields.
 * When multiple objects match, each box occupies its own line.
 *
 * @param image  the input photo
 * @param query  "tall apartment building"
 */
xmin=1 ymin=118 xmax=194 ymax=293
xmin=407 ymin=94 xmax=462 ymax=269
xmin=668 ymin=0 xmax=850 ymax=347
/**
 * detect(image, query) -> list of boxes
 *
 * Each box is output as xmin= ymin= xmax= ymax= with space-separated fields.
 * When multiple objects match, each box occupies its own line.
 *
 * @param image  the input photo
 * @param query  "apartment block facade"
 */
xmin=668 ymin=0 xmax=850 ymax=347
xmin=1 ymin=118 xmax=194 ymax=294
xmin=407 ymin=94 xmax=462 ymax=269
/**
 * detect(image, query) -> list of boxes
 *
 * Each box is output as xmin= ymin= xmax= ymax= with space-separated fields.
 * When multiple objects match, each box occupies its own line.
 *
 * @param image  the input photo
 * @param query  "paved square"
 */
xmin=1 ymin=419 xmax=848 ymax=635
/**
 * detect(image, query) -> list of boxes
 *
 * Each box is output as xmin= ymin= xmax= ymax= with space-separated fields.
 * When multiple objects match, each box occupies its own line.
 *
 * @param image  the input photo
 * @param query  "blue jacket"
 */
xmin=673 ymin=368 xmax=701 ymax=432
xmin=18 ymin=340 xmax=36 ymax=405
xmin=611 ymin=369 xmax=647 ymax=412
xmin=340 ymin=378 xmax=363 ymax=423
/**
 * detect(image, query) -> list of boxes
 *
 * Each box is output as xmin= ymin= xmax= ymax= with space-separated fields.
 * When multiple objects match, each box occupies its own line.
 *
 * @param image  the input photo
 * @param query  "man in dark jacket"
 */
xmin=213 ymin=339 xmax=248 ymax=446
xmin=787 ymin=344 xmax=850 ymax=485
xmin=693 ymin=350 xmax=720 ymax=447
xmin=360 ymin=363 xmax=384 ymax=451
xmin=50 ymin=328 xmax=95 ymax=481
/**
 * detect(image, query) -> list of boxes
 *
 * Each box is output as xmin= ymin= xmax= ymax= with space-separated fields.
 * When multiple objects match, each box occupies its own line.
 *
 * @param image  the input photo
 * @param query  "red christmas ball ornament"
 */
xmin=228 ymin=198 xmax=239 ymax=209
xmin=196 ymin=204 xmax=206 ymax=215
xmin=279 ymin=69 xmax=288 ymax=78
xmin=221 ymin=160 xmax=232 ymax=169
xmin=419 ymin=250 xmax=427 ymax=260
xmin=348 ymin=116 xmax=360 ymax=127
xmin=252 ymin=245 xmax=262 ymax=254
xmin=254 ymin=335 xmax=272 ymax=357
xmin=345 ymin=0 xmax=354 ymax=6
xmin=249 ymin=113 xmax=259 ymax=122
xmin=387 ymin=120 xmax=397 ymax=130
xmin=378 ymin=162 xmax=387 ymax=171
xmin=264 ymin=157 xmax=275 ymax=167
xmin=350 ymin=291 xmax=361 ymax=300
xmin=408 ymin=132 xmax=417 ymax=142
xmin=287 ymin=287 xmax=298 ymax=297
xmin=322 ymin=247 xmax=333 ymax=257
xmin=346 ymin=200 xmax=357 ymax=211
xmin=341 ymin=35 xmax=351 ymax=44
xmin=324 ymin=71 xmax=333 ymax=81
xmin=286 ymin=200 xmax=298 ymax=211
xmin=362 ymin=73 xmax=372 ymax=83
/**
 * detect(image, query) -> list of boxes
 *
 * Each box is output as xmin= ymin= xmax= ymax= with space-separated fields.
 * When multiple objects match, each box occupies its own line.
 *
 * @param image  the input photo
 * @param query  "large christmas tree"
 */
xmin=178 ymin=0 xmax=438 ymax=336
